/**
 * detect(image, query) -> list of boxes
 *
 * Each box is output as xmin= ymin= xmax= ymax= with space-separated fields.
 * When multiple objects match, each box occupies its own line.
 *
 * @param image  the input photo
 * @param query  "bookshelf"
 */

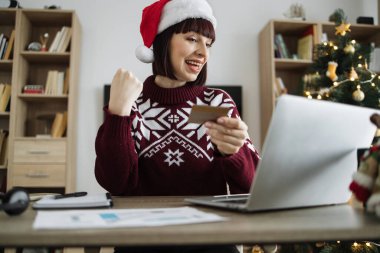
xmin=259 ymin=19 xmax=380 ymax=146
xmin=0 ymin=8 xmax=81 ymax=194
xmin=0 ymin=9 xmax=16 ymax=191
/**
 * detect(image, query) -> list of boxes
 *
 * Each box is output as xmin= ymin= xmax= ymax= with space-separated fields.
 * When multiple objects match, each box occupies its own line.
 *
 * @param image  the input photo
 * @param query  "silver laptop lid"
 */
xmin=246 ymin=95 xmax=378 ymax=211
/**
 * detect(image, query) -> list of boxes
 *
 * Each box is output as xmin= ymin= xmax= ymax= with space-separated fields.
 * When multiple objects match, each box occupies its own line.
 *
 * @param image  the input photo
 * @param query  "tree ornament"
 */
xmin=326 ymin=61 xmax=338 ymax=81
xmin=335 ymin=22 xmax=351 ymax=36
xmin=352 ymin=88 xmax=365 ymax=102
xmin=251 ymin=245 xmax=265 ymax=253
xmin=349 ymin=67 xmax=359 ymax=80
xmin=344 ymin=44 xmax=355 ymax=54
xmin=364 ymin=59 xmax=369 ymax=70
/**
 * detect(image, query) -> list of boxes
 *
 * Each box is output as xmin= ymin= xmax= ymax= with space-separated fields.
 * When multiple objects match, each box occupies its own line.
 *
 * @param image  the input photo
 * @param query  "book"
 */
xmin=23 ymin=84 xmax=44 ymax=94
xmin=48 ymin=30 xmax=62 ymax=52
xmin=0 ymin=84 xmax=5 ymax=96
xmin=0 ymin=84 xmax=11 ymax=112
xmin=57 ymin=27 xmax=72 ymax=53
xmin=51 ymin=112 xmax=63 ymax=137
xmin=45 ymin=71 xmax=53 ymax=94
xmin=0 ymin=130 xmax=8 ymax=166
xmin=0 ymin=36 xmax=7 ymax=59
xmin=297 ymin=34 xmax=313 ymax=60
xmin=32 ymin=192 xmax=113 ymax=209
xmin=55 ymin=26 xmax=69 ymax=52
xmin=3 ymin=29 xmax=15 ymax=60
xmin=274 ymin=34 xmax=290 ymax=58
xmin=321 ymin=33 xmax=328 ymax=43
xmin=45 ymin=70 xmax=65 ymax=95
xmin=63 ymin=68 xmax=70 ymax=94
xmin=55 ymin=111 xmax=68 ymax=137
xmin=275 ymin=77 xmax=288 ymax=96
xmin=57 ymin=71 xmax=65 ymax=95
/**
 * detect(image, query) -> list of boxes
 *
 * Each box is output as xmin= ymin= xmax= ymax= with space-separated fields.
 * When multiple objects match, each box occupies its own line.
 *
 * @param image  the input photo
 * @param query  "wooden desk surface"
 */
xmin=0 ymin=196 xmax=380 ymax=247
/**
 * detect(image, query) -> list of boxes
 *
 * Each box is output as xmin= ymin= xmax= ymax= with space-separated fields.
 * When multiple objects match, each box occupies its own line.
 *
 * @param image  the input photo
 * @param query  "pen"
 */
xmin=54 ymin=191 xmax=87 ymax=199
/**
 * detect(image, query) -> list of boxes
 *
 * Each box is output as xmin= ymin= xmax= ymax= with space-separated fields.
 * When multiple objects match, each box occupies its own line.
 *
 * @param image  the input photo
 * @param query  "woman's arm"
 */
xmin=95 ymin=111 xmax=140 ymax=195
xmin=95 ymin=109 xmax=138 ymax=195
xmin=95 ymin=69 xmax=143 ymax=195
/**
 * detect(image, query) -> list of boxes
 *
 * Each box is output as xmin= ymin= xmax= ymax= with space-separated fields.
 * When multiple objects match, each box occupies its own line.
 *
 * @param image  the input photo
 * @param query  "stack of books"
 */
xmin=23 ymin=85 xmax=44 ymax=94
xmin=0 ymin=30 xmax=15 ymax=60
xmin=45 ymin=69 xmax=69 ymax=95
xmin=48 ymin=26 xmax=72 ymax=53
xmin=274 ymin=34 xmax=290 ymax=59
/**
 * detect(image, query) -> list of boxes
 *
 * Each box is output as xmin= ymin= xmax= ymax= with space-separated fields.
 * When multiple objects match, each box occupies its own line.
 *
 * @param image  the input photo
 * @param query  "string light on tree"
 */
xmin=344 ymin=41 xmax=356 ymax=54
xmin=300 ymin=9 xmax=380 ymax=109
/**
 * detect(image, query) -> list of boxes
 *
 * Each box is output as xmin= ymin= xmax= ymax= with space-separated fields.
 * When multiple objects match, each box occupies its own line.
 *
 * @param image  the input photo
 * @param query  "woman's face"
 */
xmin=169 ymin=31 xmax=212 ymax=82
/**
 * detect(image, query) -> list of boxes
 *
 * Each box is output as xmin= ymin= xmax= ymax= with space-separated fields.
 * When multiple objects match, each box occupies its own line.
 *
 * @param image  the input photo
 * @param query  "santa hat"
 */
xmin=135 ymin=0 xmax=217 ymax=63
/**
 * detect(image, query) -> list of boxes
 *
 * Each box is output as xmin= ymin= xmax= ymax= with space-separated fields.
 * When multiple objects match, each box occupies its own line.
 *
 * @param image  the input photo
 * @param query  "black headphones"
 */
xmin=0 ymin=187 xmax=29 ymax=216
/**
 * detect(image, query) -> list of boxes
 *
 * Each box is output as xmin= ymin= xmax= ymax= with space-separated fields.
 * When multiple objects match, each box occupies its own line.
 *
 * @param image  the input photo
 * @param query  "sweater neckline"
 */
xmin=143 ymin=75 xmax=204 ymax=105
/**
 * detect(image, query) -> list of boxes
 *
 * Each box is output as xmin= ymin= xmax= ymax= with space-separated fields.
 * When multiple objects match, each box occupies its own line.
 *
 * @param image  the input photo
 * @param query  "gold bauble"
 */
xmin=251 ymin=245 xmax=264 ymax=253
xmin=352 ymin=89 xmax=365 ymax=102
xmin=344 ymin=44 xmax=355 ymax=54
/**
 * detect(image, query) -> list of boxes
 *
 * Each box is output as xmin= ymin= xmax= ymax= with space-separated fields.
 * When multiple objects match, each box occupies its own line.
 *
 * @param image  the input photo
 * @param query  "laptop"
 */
xmin=185 ymin=94 xmax=379 ymax=212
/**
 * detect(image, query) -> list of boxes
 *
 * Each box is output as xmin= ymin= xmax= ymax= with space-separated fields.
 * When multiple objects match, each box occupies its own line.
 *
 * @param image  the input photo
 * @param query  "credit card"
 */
xmin=188 ymin=105 xmax=229 ymax=124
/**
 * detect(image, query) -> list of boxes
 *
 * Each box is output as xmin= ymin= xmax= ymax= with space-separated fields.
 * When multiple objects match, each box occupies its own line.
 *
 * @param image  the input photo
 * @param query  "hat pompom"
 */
xmin=135 ymin=45 xmax=154 ymax=63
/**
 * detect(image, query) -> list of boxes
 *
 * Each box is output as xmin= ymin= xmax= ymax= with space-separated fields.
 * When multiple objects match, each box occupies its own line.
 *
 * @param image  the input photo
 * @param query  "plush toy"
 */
xmin=349 ymin=114 xmax=380 ymax=216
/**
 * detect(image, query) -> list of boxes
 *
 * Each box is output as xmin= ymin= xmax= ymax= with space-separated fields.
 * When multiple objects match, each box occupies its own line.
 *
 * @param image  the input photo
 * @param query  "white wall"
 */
xmin=17 ymin=0 xmax=378 ymax=193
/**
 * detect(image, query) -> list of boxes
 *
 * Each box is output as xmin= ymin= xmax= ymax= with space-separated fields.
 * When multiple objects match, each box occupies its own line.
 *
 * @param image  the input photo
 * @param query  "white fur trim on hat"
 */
xmin=352 ymin=171 xmax=375 ymax=189
xmin=135 ymin=45 xmax=154 ymax=63
xmin=158 ymin=0 xmax=217 ymax=34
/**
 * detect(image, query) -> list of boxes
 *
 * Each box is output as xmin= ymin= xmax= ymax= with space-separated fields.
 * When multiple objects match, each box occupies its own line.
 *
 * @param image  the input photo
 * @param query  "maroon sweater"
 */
xmin=95 ymin=75 xmax=259 ymax=196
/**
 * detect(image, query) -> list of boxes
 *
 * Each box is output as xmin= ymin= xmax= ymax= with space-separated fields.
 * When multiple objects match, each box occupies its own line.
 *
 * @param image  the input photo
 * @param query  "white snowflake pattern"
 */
xmin=133 ymin=89 xmax=235 ymax=154
xmin=164 ymin=148 xmax=184 ymax=166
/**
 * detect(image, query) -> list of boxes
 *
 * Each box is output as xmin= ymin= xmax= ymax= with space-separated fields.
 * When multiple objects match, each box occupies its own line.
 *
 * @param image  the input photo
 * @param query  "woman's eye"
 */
xmin=187 ymin=37 xmax=197 ymax=42
xmin=206 ymin=43 xmax=212 ymax=48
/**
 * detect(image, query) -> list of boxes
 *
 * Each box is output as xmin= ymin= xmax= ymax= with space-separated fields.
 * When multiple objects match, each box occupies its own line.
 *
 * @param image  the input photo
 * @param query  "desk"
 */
xmin=0 ymin=196 xmax=380 ymax=248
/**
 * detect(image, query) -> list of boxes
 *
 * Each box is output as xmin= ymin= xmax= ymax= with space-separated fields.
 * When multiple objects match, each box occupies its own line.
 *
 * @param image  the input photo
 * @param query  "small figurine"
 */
xmin=283 ymin=3 xmax=306 ymax=20
xmin=40 ymin=33 xmax=49 ymax=52
xmin=27 ymin=42 xmax=42 ymax=51
xmin=349 ymin=113 xmax=380 ymax=217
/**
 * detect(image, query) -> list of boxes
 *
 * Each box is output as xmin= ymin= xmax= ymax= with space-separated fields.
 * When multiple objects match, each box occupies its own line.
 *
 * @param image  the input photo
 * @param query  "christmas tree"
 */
xmin=301 ymin=9 xmax=380 ymax=108
xmin=296 ymin=9 xmax=380 ymax=253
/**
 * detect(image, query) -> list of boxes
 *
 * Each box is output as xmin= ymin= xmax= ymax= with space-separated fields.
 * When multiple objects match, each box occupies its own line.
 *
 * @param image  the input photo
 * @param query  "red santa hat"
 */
xmin=135 ymin=0 xmax=217 ymax=63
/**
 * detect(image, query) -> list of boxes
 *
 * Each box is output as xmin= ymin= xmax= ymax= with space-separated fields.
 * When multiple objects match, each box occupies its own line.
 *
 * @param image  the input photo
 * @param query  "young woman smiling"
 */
xmin=95 ymin=1 xmax=260 ymax=252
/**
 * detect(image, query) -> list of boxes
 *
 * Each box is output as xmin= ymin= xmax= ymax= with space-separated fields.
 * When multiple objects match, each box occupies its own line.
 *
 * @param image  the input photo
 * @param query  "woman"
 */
xmin=95 ymin=0 xmax=259 ymax=252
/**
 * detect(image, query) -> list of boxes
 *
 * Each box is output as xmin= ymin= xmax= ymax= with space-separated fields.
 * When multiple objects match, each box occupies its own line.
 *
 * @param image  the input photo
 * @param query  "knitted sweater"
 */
xmin=95 ymin=75 xmax=260 ymax=196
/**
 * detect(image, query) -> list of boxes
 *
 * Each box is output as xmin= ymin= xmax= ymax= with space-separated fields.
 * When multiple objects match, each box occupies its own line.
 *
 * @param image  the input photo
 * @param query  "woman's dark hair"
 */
xmin=152 ymin=18 xmax=216 ymax=86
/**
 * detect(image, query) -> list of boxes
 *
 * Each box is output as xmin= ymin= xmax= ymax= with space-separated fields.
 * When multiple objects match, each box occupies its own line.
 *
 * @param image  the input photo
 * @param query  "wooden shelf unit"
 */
xmin=259 ymin=19 xmax=380 ymax=146
xmin=0 ymin=8 xmax=81 ymax=193
xmin=0 ymin=9 xmax=17 ymax=188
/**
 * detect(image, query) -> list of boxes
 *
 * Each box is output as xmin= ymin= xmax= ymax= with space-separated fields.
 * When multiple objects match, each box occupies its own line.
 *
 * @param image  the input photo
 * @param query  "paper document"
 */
xmin=33 ymin=207 xmax=226 ymax=230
